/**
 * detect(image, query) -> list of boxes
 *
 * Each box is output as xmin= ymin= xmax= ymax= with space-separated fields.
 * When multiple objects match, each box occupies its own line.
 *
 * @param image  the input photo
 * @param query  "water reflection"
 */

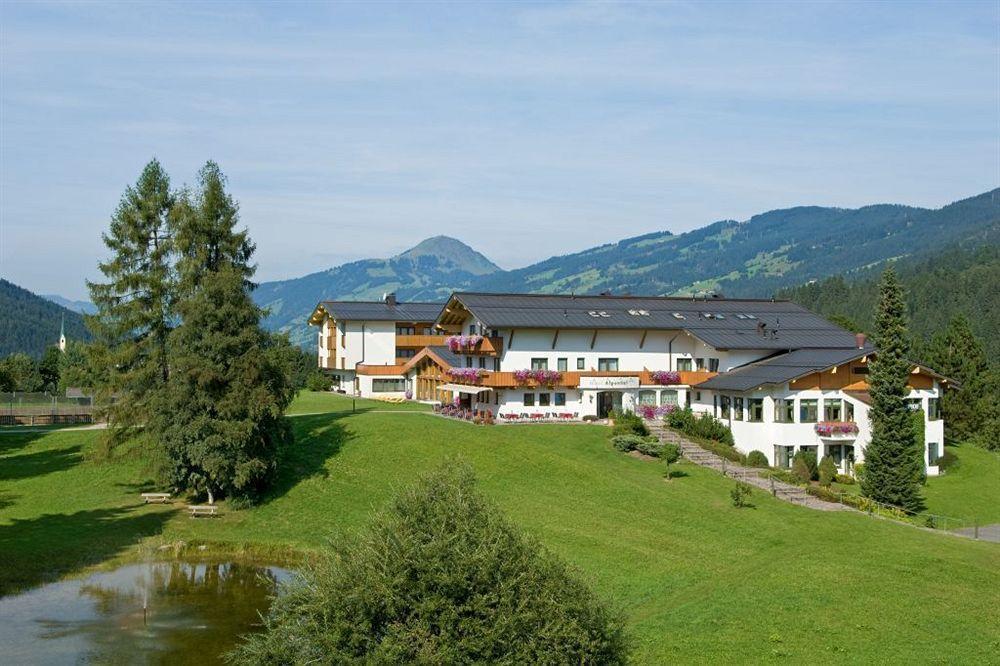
xmin=0 ymin=561 xmax=290 ymax=665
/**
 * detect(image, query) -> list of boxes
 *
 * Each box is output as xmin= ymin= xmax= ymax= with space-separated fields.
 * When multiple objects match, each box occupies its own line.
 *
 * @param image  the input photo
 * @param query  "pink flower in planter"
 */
xmin=447 ymin=367 xmax=486 ymax=382
xmin=649 ymin=370 xmax=681 ymax=385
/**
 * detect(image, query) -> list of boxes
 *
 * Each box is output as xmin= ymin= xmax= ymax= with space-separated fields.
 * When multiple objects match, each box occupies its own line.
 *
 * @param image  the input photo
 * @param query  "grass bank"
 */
xmin=2 ymin=392 xmax=998 ymax=662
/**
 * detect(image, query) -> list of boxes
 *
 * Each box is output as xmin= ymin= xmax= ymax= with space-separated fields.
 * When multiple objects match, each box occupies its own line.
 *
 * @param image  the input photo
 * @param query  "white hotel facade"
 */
xmin=310 ymin=292 xmax=949 ymax=476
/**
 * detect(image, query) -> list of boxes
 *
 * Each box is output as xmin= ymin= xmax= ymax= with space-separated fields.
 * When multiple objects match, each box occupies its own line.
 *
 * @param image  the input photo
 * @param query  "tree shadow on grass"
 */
xmin=0 ymin=445 xmax=83 ymax=482
xmin=255 ymin=414 xmax=351 ymax=507
xmin=0 ymin=429 xmax=62 ymax=455
xmin=0 ymin=505 xmax=176 ymax=596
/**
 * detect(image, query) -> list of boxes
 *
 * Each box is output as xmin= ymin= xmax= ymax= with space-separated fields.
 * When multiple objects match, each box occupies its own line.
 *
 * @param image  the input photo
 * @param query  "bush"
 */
xmin=231 ymin=462 xmax=629 ymax=664
xmin=305 ymin=371 xmax=332 ymax=392
xmin=610 ymin=410 xmax=649 ymax=437
xmin=661 ymin=443 xmax=681 ymax=479
xmin=793 ymin=450 xmax=818 ymax=481
xmin=666 ymin=406 xmax=695 ymax=430
xmin=665 ymin=407 xmax=735 ymax=447
xmin=818 ymin=455 xmax=837 ymax=487
xmin=763 ymin=468 xmax=800 ymax=485
xmin=791 ymin=455 xmax=812 ymax=484
xmin=936 ymin=449 xmax=958 ymax=472
xmin=852 ymin=462 xmax=866 ymax=484
xmin=730 ymin=481 xmax=752 ymax=508
xmin=804 ymin=485 xmax=840 ymax=503
xmin=611 ymin=434 xmax=646 ymax=453
xmin=582 ymin=415 xmax=600 ymax=423
xmin=834 ymin=473 xmax=855 ymax=485
xmin=635 ymin=439 xmax=664 ymax=458
xmin=746 ymin=450 xmax=769 ymax=468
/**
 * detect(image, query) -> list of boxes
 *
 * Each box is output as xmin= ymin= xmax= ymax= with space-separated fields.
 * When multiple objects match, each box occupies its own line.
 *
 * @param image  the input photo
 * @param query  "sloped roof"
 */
xmin=314 ymin=300 xmax=443 ymax=322
xmin=695 ymin=347 xmax=873 ymax=391
xmin=446 ymin=292 xmax=857 ymax=350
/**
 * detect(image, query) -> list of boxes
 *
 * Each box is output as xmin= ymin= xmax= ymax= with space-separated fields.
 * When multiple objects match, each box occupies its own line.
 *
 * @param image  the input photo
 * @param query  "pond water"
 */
xmin=0 ymin=560 xmax=291 ymax=665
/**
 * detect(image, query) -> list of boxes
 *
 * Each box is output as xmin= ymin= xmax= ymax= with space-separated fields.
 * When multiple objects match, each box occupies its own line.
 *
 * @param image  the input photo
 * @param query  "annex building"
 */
xmin=308 ymin=292 xmax=948 ymax=476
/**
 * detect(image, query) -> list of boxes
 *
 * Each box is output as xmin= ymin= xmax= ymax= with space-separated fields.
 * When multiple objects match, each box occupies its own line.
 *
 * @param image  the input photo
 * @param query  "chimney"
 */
xmin=855 ymin=332 xmax=866 ymax=349
xmin=385 ymin=292 xmax=397 ymax=306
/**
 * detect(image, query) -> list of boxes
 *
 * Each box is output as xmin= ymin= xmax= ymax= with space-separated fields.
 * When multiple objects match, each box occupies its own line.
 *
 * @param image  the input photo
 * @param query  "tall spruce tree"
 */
xmin=923 ymin=315 xmax=987 ymax=442
xmin=152 ymin=163 xmax=293 ymax=503
xmin=87 ymin=159 xmax=175 ymax=445
xmin=860 ymin=267 xmax=924 ymax=511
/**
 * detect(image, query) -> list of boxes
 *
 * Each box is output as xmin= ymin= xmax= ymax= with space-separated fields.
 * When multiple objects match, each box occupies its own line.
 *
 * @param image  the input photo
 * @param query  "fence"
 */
xmin=0 ymin=392 xmax=96 ymax=426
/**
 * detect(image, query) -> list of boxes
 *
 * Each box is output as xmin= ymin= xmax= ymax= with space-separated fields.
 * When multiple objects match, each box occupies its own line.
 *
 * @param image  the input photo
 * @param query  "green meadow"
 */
xmin=2 ymin=392 xmax=998 ymax=663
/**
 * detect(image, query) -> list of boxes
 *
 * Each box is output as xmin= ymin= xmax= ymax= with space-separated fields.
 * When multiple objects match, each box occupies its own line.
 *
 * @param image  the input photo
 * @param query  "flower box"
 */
xmin=814 ymin=421 xmax=859 ymax=436
xmin=649 ymin=370 xmax=681 ymax=385
xmin=512 ymin=369 xmax=563 ymax=386
xmin=446 ymin=335 xmax=484 ymax=353
xmin=447 ymin=367 xmax=486 ymax=383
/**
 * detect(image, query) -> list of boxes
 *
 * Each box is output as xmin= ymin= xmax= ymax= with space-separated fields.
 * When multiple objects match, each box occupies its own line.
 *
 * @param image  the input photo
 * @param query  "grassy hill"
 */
xmin=0 ymin=279 xmax=90 ymax=358
xmin=253 ymin=235 xmax=498 ymax=346
xmin=2 ymin=393 xmax=998 ymax=663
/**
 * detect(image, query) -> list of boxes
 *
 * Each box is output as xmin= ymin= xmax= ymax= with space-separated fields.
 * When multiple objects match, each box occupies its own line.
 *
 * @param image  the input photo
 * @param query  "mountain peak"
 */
xmin=393 ymin=236 xmax=499 ymax=276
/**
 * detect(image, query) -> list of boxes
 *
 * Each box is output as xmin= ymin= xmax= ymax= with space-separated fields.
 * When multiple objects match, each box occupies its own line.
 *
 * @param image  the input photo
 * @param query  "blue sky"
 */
xmin=1 ymin=1 xmax=997 ymax=299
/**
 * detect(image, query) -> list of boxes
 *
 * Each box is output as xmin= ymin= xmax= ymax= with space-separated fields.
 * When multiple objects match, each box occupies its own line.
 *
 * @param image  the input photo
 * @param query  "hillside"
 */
xmin=0 ymin=279 xmax=90 ymax=358
xmin=469 ymin=189 xmax=1000 ymax=298
xmin=42 ymin=294 xmax=96 ymax=315
xmin=254 ymin=236 xmax=499 ymax=346
xmin=780 ymin=243 xmax=1000 ymax=360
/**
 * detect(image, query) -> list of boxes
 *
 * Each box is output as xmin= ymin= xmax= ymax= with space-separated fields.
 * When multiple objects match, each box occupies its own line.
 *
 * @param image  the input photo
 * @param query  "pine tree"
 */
xmin=153 ymin=163 xmax=293 ymax=503
xmin=923 ymin=315 xmax=987 ymax=442
xmin=861 ymin=267 xmax=924 ymax=511
xmin=86 ymin=159 xmax=175 ymax=445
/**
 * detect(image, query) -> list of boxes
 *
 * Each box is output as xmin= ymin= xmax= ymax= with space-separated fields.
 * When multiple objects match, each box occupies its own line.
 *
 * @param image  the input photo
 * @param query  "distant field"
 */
xmin=1 ymin=391 xmax=998 ymax=663
xmin=924 ymin=444 xmax=1000 ymax=525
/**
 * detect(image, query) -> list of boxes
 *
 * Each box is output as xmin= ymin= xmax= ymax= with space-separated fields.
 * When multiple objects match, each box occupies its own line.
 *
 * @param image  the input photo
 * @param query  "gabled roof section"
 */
xmin=695 ymin=347 xmax=874 ymax=391
xmin=401 ymin=345 xmax=461 ymax=373
xmin=442 ymin=292 xmax=858 ymax=350
xmin=308 ymin=300 xmax=444 ymax=325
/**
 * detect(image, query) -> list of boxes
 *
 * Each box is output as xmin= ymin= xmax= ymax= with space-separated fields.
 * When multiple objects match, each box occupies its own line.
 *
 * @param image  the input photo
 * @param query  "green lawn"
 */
xmin=924 ymin=444 xmax=1000 ymax=525
xmin=286 ymin=390 xmax=431 ymax=415
xmin=2 ymin=391 xmax=998 ymax=663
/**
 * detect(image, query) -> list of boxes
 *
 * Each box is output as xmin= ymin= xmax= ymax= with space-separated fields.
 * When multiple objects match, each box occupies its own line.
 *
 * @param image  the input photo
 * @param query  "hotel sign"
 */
xmin=579 ymin=376 xmax=640 ymax=390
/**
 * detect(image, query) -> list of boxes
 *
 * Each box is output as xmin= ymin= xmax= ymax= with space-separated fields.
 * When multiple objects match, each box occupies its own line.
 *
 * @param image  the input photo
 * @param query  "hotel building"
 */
xmin=309 ymin=292 xmax=948 ymax=476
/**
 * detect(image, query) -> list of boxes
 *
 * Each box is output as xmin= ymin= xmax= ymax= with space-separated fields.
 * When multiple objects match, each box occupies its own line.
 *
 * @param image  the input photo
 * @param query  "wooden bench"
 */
xmin=141 ymin=492 xmax=172 ymax=504
xmin=188 ymin=504 xmax=219 ymax=518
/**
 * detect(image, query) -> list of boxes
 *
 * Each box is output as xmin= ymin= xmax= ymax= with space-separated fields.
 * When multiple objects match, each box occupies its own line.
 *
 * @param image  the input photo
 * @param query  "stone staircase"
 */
xmin=647 ymin=421 xmax=850 ymax=512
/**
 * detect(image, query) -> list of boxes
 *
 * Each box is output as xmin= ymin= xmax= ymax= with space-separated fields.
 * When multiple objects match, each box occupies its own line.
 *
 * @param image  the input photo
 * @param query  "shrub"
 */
xmin=610 ymin=410 xmax=649 ymax=437
xmin=305 ymin=371 xmax=332 ymax=392
xmin=834 ymin=473 xmax=855 ymax=485
xmin=690 ymin=413 xmax=734 ymax=446
xmin=804 ymin=485 xmax=840 ymax=503
xmin=635 ymin=439 xmax=664 ymax=458
xmin=936 ymin=449 xmax=958 ymax=472
xmin=582 ymin=415 xmax=600 ymax=423
xmin=666 ymin=406 xmax=695 ymax=430
xmin=818 ymin=455 xmax=837 ymax=487
xmin=791 ymin=455 xmax=812 ymax=484
xmin=231 ymin=462 xmax=629 ymax=664
xmin=730 ymin=481 xmax=752 ymax=508
xmin=852 ymin=462 xmax=866 ymax=484
xmin=746 ymin=450 xmax=769 ymax=468
xmin=793 ymin=450 xmax=818 ymax=481
xmin=764 ymin=468 xmax=800 ymax=485
xmin=611 ymin=434 xmax=646 ymax=453
xmin=661 ymin=443 xmax=681 ymax=479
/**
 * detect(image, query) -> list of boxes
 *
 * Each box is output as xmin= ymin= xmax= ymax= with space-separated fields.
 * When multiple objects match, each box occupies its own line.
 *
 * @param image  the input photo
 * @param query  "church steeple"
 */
xmin=58 ymin=314 xmax=67 ymax=352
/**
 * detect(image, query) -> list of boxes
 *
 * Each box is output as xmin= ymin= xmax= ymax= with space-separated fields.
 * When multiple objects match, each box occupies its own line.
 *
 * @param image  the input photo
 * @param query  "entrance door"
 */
xmin=597 ymin=391 xmax=623 ymax=418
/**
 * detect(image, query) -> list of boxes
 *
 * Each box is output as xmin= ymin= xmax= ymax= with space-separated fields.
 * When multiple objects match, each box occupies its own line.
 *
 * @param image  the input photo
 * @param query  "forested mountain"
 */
xmin=780 ymin=244 xmax=1000 ymax=361
xmin=0 ymin=279 xmax=90 ymax=358
xmin=468 ymin=189 xmax=999 ymax=297
xmin=42 ymin=294 xmax=96 ymax=314
xmin=254 ymin=236 xmax=499 ymax=346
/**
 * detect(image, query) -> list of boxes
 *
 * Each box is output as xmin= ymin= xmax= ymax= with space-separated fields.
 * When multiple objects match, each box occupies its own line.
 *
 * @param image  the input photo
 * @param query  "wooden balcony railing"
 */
xmin=395 ymin=334 xmax=451 ymax=348
xmin=396 ymin=335 xmax=504 ymax=356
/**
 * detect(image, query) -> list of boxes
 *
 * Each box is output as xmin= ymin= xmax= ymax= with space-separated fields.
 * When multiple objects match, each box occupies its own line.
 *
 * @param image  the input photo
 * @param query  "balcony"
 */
xmin=395 ymin=334 xmax=504 ymax=356
xmin=395 ymin=334 xmax=450 ymax=348
xmin=814 ymin=421 xmax=859 ymax=439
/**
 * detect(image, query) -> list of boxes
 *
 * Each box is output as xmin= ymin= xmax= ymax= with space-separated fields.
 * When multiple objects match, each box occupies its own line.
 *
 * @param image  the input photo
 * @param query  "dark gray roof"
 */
xmin=319 ymin=301 xmax=443 ymax=322
xmin=424 ymin=345 xmax=463 ymax=368
xmin=695 ymin=347 xmax=873 ymax=391
xmin=450 ymin=292 xmax=858 ymax=350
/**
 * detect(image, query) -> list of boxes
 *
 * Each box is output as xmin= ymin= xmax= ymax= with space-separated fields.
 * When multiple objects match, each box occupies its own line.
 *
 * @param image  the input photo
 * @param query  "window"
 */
xmin=531 ymin=358 xmax=548 ymax=370
xmin=397 ymin=349 xmax=417 ymax=359
xmin=824 ymin=399 xmax=843 ymax=422
xmin=576 ymin=357 xmax=585 ymax=370
xmin=748 ymin=398 xmax=764 ymax=422
xmin=493 ymin=358 xmax=501 ymax=371
xmin=660 ymin=390 xmax=679 ymax=406
xmin=396 ymin=325 xmax=415 ymax=335
xmin=852 ymin=366 xmax=869 ymax=375
xmin=524 ymin=393 xmax=535 ymax=407
xmin=928 ymin=397 xmax=941 ymax=421
xmin=372 ymin=378 xmax=405 ymax=392
xmin=478 ymin=357 xmax=486 ymax=368
xmin=845 ymin=400 xmax=854 ymax=422
xmin=800 ymin=399 xmax=818 ymax=423
xmin=708 ymin=358 xmax=720 ymax=372
xmin=554 ymin=393 xmax=566 ymax=406
xmin=774 ymin=445 xmax=795 ymax=469
xmin=598 ymin=358 xmax=619 ymax=371
xmin=539 ymin=393 xmax=551 ymax=406
xmin=638 ymin=390 xmax=657 ymax=406
xmin=927 ymin=442 xmax=940 ymax=465
xmin=423 ymin=327 xmax=434 ymax=335
xmin=694 ymin=391 xmax=701 ymax=401
xmin=468 ymin=324 xmax=477 ymax=335
xmin=696 ymin=357 xmax=706 ymax=370
xmin=733 ymin=397 xmax=744 ymax=421
xmin=676 ymin=358 xmax=693 ymax=371
xmin=775 ymin=399 xmax=795 ymax=423
xmin=466 ymin=357 xmax=473 ymax=368
xmin=721 ymin=395 xmax=731 ymax=419
xmin=557 ymin=358 xmax=568 ymax=372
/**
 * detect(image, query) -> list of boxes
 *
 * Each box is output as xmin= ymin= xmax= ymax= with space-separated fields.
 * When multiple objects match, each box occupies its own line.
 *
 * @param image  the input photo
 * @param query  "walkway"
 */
xmin=646 ymin=421 xmax=851 ymax=512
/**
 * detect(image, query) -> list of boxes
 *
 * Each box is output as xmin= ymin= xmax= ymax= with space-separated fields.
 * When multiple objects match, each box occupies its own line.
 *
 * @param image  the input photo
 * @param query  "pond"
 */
xmin=0 ymin=560 xmax=291 ymax=665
